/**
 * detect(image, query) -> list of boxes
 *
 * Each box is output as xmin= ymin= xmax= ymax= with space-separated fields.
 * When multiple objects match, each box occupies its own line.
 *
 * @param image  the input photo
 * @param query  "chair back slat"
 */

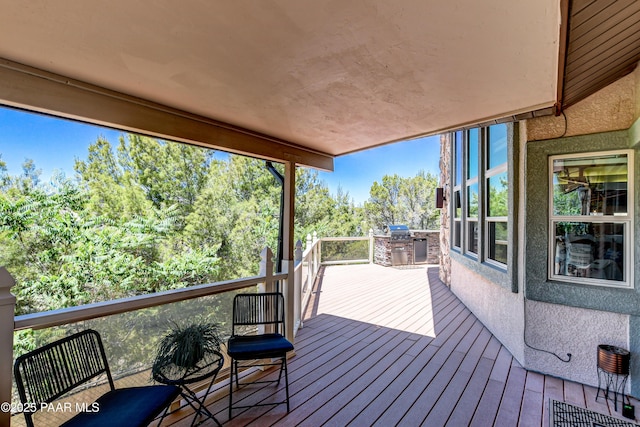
xmin=14 ymin=329 xmax=115 ymax=410
xmin=232 ymin=293 xmax=285 ymax=335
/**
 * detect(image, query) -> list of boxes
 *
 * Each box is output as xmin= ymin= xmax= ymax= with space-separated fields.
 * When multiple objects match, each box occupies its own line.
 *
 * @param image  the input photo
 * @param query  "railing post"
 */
xmin=369 ymin=228 xmax=374 ymax=264
xmin=0 ymin=268 xmax=16 ymax=427
xmin=294 ymin=240 xmax=303 ymax=333
xmin=306 ymin=233 xmax=314 ymax=282
xmin=259 ymin=248 xmax=274 ymax=336
xmin=259 ymin=247 xmax=275 ymax=293
xmin=313 ymin=231 xmax=319 ymax=272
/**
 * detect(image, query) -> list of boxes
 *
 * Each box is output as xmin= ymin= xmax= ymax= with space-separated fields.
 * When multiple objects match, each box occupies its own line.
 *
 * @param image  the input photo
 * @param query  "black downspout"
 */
xmin=266 ymin=161 xmax=284 ymax=274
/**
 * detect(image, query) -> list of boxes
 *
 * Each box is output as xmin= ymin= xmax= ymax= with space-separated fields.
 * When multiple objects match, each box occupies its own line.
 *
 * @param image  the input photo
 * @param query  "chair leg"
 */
xmin=275 ymin=357 xmax=285 ymax=385
xmin=283 ymin=356 xmax=290 ymax=412
xmin=234 ymin=359 xmax=240 ymax=387
xmin=228 ymin=355 xmax=291 ymax=416
xmin=155 ymin=403 xmax=173 ymax=427
xmin=229 ymin=359 xmax=235 ymax=420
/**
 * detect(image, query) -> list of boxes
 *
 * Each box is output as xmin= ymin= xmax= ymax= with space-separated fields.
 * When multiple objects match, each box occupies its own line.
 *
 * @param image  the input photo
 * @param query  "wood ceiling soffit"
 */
xmin=559 ymin=0 xmax=640 ymax=111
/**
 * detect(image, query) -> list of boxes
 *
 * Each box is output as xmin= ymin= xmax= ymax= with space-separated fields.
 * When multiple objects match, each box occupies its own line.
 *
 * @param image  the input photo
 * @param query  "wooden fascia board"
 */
xmin=555 ymin=0 xmax=570 ymax=115
xmin=0 ymin=58 xmax=334 ymax=171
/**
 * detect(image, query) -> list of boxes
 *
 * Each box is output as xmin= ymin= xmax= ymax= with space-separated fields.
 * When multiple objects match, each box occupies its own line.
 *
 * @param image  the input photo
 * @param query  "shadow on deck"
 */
xmin=165 ymin=264 xmax=638 ymax=426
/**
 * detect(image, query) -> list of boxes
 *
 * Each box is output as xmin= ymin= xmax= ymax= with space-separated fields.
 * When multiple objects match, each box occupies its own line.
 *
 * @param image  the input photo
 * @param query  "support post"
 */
xmin=294 ymin=240 xmax=303 ymax=333
xmin=0 ymin=268 xmax=16 ymax=427
xmin=282 ymin=161 xmax=296 ymax=344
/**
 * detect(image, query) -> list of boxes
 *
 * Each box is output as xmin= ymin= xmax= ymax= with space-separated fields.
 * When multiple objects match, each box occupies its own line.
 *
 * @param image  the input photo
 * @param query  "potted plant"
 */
xmin=152 ymin=321 xmax=223 ymax=378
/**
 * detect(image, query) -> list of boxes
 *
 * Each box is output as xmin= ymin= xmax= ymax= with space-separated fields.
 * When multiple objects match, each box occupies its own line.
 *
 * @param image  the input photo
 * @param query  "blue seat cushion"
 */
xmin=61 ymin=385 xmax=180 ymax=427
xmin=227 ymin=333 xmax=294 ymax=360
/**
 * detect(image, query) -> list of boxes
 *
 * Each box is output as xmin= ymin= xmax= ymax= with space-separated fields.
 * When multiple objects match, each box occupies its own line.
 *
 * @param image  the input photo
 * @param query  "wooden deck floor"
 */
xmin=167 ymin=264 xmax=638 ymax=427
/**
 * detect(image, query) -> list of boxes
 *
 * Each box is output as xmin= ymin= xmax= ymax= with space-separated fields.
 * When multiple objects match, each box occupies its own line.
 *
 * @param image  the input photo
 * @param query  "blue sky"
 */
xmin=0 ymin=106 xmax=440 ymax=205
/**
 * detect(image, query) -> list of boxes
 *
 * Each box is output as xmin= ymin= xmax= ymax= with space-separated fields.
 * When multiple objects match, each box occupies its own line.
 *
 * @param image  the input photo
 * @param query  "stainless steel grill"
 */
xmin=388 ymin=224 xmax=411 ymax=242
xmin=388 ymin=225 xmax=411 ymax=267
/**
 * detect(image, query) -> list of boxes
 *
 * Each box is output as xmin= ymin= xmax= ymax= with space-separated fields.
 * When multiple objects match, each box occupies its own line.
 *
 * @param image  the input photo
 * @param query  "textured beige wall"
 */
xmin=450 ymin=259 xmax=525 ymax=362
xmin=527 ymin=66 xmax=639 ymax=141
xmin=524 ymin=300 xmax=628 ymax=389
xmin=520 ymin=64 xmax=638 ymax=389
xmin=443 ymin=63 xmax=640 ymax=387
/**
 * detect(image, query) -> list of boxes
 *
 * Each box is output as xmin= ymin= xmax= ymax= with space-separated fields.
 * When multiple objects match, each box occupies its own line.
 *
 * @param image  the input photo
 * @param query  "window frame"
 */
xmin=450 ymin=124 xmax=509 ymax=270
xmin=547 ymin=149 xmax=634 ymax=288
xmin=452 ymin=130 xmax=463 ymax=251
xmin=484 ymin=125 xmax=508 ymax=267
xmin=465 ymin=128 xmax=480 ymax=258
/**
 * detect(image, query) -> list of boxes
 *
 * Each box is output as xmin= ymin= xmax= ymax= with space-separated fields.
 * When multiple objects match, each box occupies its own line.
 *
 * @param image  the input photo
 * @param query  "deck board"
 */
xmin=164 ymin=264 xmax=639 ymax=427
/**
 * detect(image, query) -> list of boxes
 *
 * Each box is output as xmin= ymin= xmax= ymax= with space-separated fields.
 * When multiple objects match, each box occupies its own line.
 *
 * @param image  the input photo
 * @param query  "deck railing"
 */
xmin=1 ymin=232 xmax=376 ymax=425
xmin=292 ymin=230 xmax=374 ymax=332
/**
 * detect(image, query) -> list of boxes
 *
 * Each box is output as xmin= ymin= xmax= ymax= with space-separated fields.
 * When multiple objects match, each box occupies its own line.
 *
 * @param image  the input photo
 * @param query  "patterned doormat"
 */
xmin=551 ymin=399 xmax=639 ymax=427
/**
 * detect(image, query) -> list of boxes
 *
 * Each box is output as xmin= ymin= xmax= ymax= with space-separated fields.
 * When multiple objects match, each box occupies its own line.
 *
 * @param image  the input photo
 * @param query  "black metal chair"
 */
xmin=227 ymin=292 xmax=294 ymax=418
xmin=14 ymin=329 xmax=180 ymax=427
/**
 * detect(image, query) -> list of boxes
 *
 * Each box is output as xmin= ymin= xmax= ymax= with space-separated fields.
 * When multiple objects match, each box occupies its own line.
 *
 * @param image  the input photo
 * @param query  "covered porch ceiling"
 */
xmin=0 ymin=1 xmax=637 ymax=170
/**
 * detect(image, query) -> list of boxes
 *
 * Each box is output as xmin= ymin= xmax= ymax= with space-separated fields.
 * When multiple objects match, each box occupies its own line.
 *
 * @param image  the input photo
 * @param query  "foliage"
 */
xmin=321 ymin=240 xmax=369 ymax=263
xmin=487 ymin=172 xmax=509 ymax=217
xmin=365 ymin=171 xmax=440 ymax=232
xmin=152 ymin=321 xmax=222 ymax=371
xmin=2 ymin=133 xmax=439 ymax=372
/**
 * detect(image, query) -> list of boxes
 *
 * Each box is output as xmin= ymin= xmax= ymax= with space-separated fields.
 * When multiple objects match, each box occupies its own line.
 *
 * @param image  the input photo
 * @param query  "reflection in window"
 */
xmin=452 ymin=131 xmax=463 ymax=249
xmin=454 ymin=131 xmax=463 ymax=186
xmin=488 ymin=124 xmax=507 ymax=169
xmin=549 ymin=150 xmax=632 ymax=287
xmin=488 ymin=172 xmax=508 ymax=217
xmin=489 ymin=222 xmax=508 ymax=264
xmin=467 ymin=128 xmax=479 ymax=179
xmin=485 ymin=124 xmax=508 ymax=265
xmin=552 ymin=222 xmax=625 ymax=282
xmin=467 ymin=183 xmax=479 ymax=217
xmin=468 ymin=221 xmax=478 ymax=254
xmin=552 ymin=153 xmax=628 ymax=216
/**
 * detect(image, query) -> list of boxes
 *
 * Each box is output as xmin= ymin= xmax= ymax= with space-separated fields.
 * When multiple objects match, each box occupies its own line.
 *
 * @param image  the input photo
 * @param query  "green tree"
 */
xmin=185 ymin=156 xmax=280 ymax=278
xmin=118 ymin=135 xmax=211 ymax=224
xmin=295 ymin=168 xmax=334 ymax=239
xmin=401 ymin=171 xmax=440 ymax=230
xmin=365 ymin=174 xmax=402 ymax=232
xmin=365 ymin=171 xmax=440 ymax=232
xmin=75 ymin=136 xmax=151 ymax=219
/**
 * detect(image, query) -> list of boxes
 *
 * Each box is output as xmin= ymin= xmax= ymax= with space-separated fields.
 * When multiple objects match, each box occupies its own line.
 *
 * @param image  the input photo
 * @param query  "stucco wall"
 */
xmin=451 ymin=259 xmax=525 ymax=362
xmin=524 ymin=299 xmax=628 ymax=389
xmin=523 ymin=63 xmax=640 ymax=395
xmin=441 ymin=63 xmax=640 ymax=395
xmin=527 ymin=68 xmax=638 ymax=141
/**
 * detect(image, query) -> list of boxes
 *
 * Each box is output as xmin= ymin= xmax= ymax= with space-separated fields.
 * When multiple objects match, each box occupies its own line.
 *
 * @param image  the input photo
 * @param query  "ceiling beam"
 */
xmin=0 ymin=58 xmax=334 ymax=171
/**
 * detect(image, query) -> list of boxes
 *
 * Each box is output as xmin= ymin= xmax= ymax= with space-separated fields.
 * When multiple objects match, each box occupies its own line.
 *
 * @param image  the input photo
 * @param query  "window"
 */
xmin=452 ymin=131 xmax=463 ymax=249
xmin=549 ymin=150 xmax=633 ymax=287
xmin=486 ymin=125 xmax=508 ymax=264
xmin=466 ymin=129 xmax=479 ymax=255
xmin=450 ymin=123 xmax=509 ymax=268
